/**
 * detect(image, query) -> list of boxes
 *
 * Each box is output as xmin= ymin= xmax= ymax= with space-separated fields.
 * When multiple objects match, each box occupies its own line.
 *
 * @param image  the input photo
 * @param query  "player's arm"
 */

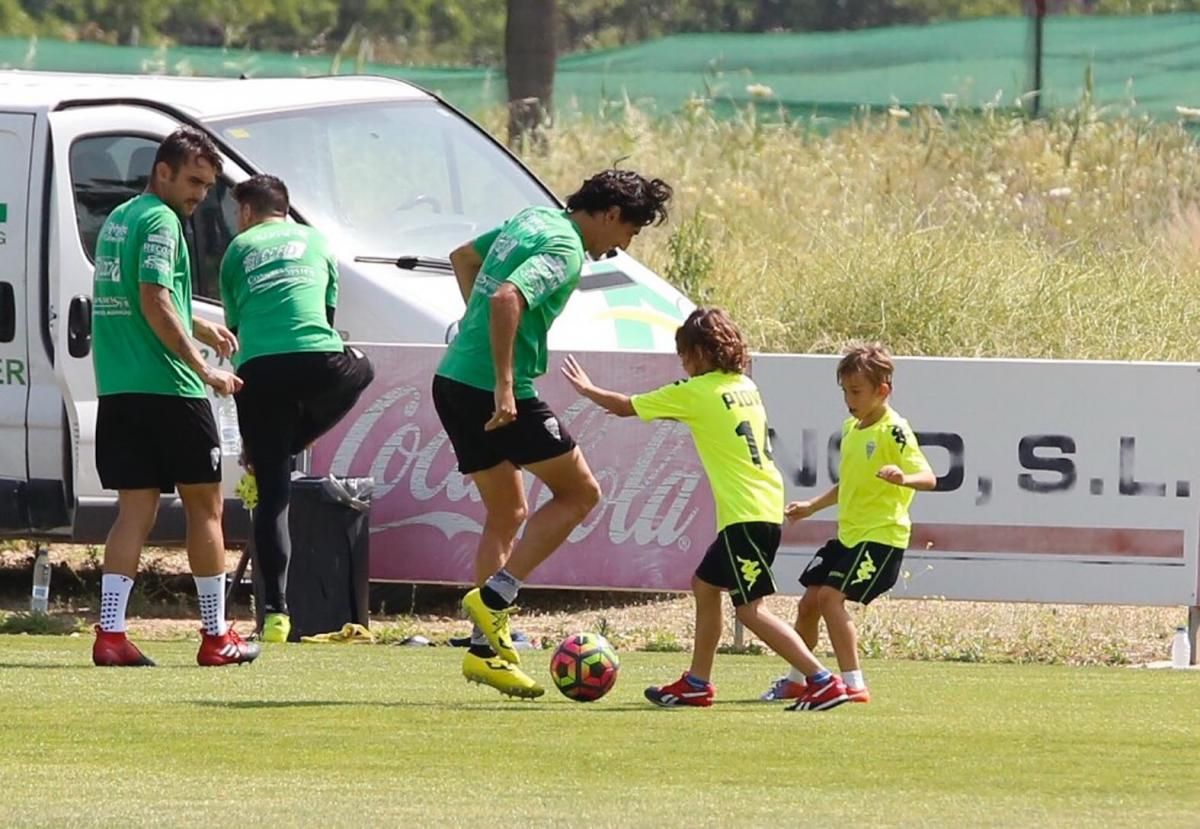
xmin=786 ymin=485 xmax=838 ymax=522
xmin=140 ymin=286 xmax=240 ymax=396
xmin=450 ymin=225 xmax=500 ymax=305
xmin=484 ymin=281 xmax=524 ymax=431
xmin=560 ymin=355 xmax=635 ymax=417
xmin=877 ymin=423 xmax=937 ymax=490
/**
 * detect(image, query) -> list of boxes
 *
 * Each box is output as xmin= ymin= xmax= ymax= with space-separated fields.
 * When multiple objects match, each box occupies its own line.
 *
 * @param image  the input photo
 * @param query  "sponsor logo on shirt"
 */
xmin=243 ymin=240 xmax=307 ymax=272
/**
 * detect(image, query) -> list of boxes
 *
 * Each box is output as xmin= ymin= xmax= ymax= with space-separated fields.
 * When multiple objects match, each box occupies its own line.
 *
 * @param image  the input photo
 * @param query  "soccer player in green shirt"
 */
xmin=220 ymin=174 xmax=374 ymax=644
xmin=90 ymin=127 xmax=259 ymax=668
xmin=435 ymin=170 xmax=672 ymax=698
xmin=761 ymin=343 xmax=935 ymax=706
xmin=563 ymin=308 xmax=849 ymax=711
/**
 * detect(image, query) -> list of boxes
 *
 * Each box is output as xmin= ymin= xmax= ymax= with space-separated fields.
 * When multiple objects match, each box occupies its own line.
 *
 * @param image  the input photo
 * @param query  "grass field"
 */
xmin=1 ymin=636 xmax=1197 ymax=828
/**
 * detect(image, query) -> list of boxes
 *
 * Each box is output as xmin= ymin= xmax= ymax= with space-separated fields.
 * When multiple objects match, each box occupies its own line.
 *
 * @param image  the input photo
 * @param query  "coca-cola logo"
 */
xmin=322 ymin=383 xmax=706 ymax=551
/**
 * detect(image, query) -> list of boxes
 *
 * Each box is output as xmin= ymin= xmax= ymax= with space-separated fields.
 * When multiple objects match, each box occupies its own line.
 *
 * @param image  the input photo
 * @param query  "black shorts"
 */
xmin=432 ymin=375 xmax=576 ymax=475
xmin=96 ymin=393 xmax=221 ymax=493
xmin=695 ymin=521 xmax=781 ymax=607
xmin=799 ymin=538 xmax=905 ymax=605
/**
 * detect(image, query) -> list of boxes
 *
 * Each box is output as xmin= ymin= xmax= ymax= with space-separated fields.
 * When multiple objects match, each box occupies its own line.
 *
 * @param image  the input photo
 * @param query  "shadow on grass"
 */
xmin=188 ymin=698 xmax=769 ymax=713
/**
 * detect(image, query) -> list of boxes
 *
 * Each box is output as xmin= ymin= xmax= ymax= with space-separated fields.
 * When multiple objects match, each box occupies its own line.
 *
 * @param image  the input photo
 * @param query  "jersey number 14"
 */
xmin=735 ymin=420 xmax=773 ymax=468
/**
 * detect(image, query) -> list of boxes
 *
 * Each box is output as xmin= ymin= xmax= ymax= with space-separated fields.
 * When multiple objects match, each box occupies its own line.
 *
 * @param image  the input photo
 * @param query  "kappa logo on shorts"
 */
xmin=543 ymin=417 xmax=561 ymax=441
xmin=210 ymin=447 xmax=220 ymax=471
xmin=850 ymin=551 xmax=877 ymax=586
xmin=736 ymin=556 xmax=763 ymax=589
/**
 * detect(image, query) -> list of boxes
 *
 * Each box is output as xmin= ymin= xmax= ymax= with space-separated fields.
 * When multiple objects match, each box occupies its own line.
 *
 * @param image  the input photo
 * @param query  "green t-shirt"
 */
xmin=219 ymin=221 xmax=343 ymax=368
xmin=837 ymin=406 xmax=932 ymax=548
xmin=91 ymin=194 xmax=205 ymax=398
xmin=631 ymin=371 xmax=784 ymax=532
xmin=436 ymin=206 xmax=586 ymax=399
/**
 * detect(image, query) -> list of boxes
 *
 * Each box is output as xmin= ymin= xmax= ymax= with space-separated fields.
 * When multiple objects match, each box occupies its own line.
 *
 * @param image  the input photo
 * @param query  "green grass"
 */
xmin=1 ymin=636 xmax=1197 ymax=827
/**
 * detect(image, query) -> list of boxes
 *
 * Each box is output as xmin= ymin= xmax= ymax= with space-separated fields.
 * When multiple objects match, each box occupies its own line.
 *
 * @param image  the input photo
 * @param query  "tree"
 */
xmin=504 ymin=0 xmax=557 ymax=149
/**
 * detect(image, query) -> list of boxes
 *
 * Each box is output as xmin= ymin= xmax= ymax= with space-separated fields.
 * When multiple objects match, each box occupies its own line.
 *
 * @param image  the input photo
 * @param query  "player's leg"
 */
xmin=761 ymin=585 xmax=824 ymax=700
xmin=826 ymin=542 xmax=905 ymax=702
xmin=172 ymin=396 xmax=259 ymax=666
xmin=501 ymin=447 xmax=600 ymax=580
xmin=92 ymin=394 xmax=160 ymax=667
xmin=644 ymin=574 xmax=720 ymax=707
xmin=93 ymin=488 xmax=159 ymax=667
xmin=235 ymin=362 xmax=299 ymax=643
xmin=291 ymin=347 xmax=375 ymax=453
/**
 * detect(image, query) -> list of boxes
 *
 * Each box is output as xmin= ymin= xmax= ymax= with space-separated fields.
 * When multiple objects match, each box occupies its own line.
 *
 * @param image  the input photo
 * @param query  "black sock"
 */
xmin=479 ymin=585 xmax=512 ymax=610
xmin=469 ymin=644 xmax=497 ymax=659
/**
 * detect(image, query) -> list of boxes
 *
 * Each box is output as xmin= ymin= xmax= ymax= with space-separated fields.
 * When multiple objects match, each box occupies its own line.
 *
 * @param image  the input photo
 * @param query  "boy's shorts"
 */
xmin=695 ymin=522 xmax=781 ymax=607
xmin=799 ymin=538 xmax=905 ymax=605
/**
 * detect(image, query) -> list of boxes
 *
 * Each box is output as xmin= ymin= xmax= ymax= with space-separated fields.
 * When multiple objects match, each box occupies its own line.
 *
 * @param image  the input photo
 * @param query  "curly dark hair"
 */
xmin=153 ymin=126 xmax=222 ymax=176
xmin=565 ymin=169 xmax=673 ymax=227
xmin=675 ymin=307 xmax=750 ymax=374
xmin=837 ymin=341 xmax=894 ymax=389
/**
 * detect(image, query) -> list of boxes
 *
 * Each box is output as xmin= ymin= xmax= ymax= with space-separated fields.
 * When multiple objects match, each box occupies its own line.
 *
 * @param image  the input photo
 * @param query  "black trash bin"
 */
xmin=253 ymin=476 xmax=374 ymax=641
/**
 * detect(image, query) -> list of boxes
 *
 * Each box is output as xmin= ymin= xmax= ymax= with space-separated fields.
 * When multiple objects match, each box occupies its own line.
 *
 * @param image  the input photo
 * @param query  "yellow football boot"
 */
xmin=461 ymin=588 xmax=520 ymax=664
xmin=462 ymin=652 xmax=544 ymax=699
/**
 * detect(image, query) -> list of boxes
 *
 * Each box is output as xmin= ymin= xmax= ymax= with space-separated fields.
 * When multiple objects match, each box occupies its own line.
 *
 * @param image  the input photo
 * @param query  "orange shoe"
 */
xmin=846 ymin=686 xmax=871 ymax=703
xmin=786 ymin=675 xmax=850 ymax=711
xmin=92 ymin=626 xmax=155 ymax=667
xmin=196 ymin=627 xmax=261 ymax=667
xmin=760 ymin=676 xmax=806 ymax=701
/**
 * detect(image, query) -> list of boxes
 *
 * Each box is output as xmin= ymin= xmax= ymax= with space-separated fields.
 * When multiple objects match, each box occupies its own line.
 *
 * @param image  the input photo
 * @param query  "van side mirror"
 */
xmin=0 ymin=283 xmax=13 ymax=343
xmin=68 ymin=295 xmax=92 ymax=358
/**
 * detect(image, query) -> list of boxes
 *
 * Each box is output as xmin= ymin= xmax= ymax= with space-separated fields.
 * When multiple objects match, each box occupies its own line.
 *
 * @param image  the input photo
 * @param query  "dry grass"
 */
xmin=494 ymin=101 xmax=1200 ymax=360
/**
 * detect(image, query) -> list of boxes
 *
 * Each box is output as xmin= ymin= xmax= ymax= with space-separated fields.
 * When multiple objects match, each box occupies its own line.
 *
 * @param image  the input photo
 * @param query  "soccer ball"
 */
xmin=549 ymin=632 xmax=619 ymax=702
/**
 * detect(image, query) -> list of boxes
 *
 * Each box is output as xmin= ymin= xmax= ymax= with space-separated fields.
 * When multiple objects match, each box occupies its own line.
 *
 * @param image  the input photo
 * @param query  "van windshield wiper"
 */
xmin=355 ymin=255 xmax=453 ymax=273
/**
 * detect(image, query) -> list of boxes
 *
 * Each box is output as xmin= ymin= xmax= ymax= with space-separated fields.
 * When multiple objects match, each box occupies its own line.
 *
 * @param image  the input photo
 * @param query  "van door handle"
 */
xmin=0 ymin=282 xmax=13 ymax=343
xmin=68 ymin=295 xmax=92 ymax=358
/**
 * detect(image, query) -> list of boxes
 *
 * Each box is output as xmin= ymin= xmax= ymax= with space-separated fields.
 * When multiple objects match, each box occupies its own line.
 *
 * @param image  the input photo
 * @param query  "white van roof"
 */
xmin=0 ymin=70 xmax=433 ymax=119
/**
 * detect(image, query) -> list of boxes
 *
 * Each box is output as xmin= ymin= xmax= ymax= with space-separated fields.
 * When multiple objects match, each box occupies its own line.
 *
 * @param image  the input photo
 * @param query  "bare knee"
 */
xmin=486 ymin=502 xmax=528 ymax=538
xmin=734 ymin=599 xmax=764 ymax=626
xmin=116 ymin=493 xmax=159 ymax=538
xmin=180 ymin=484 xmax=223 ymax=524
xmin=562 ymin=474 xmax=601 ymax=523
xmin=817 ymin=587 xmax=846 ymax=615
xmin=798 ymin=588 xmax=823 ymax=622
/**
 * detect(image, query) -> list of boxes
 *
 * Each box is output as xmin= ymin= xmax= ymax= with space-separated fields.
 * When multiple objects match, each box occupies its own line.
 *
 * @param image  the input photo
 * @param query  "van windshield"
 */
xmin=209 ymin=100 xmax=556 ymax=260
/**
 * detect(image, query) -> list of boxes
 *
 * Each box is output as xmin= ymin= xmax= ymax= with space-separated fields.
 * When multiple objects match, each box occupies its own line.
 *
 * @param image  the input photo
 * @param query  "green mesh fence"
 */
xmin=4 ymin=15 xmax=1200 ymax=121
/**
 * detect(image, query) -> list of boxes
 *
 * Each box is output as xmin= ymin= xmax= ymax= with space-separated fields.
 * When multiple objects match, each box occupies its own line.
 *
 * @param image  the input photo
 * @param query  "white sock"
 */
xmin=787 ymin=666 xmax=807 ymax=684
xmin=843 ymin=670 xmax=865 ymax=690
xmin=100 ymin=574 xmax=133 ymax=633
xmin=194 ymin=574 xmax=227 ymax=636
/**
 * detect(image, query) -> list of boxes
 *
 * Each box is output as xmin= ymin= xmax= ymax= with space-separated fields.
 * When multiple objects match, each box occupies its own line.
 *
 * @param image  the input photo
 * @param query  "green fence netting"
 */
xmin=4 ymin=15 xmax=1200 ymax=122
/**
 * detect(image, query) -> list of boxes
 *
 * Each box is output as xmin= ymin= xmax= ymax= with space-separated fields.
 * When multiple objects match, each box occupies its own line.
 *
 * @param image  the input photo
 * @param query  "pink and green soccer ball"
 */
xmin=549 ymin=632 xmax=620 ymax=701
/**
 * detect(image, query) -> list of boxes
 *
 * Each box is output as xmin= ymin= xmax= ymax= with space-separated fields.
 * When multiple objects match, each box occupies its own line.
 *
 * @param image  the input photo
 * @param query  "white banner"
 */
xmin=755 ymin=355 xmax=1200 ymax=606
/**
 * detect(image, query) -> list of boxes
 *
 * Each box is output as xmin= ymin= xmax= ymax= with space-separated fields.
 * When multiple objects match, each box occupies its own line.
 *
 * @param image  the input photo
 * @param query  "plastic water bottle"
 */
xmin=212 ymin=394 xmax=242 ymax=457
xmin=30 ymin=548 xmax=51 ymax=613
xmin=1171 ymin=626 xmax=1191 ymax=669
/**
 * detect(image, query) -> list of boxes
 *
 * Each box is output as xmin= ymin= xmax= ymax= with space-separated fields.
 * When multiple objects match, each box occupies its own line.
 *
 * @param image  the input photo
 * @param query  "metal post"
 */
xmin=733 ymin=617 xmax=745 ymax=650
xmin=1031 ymin=0 xmax=1045 ymax=117
xmin=1189 ymin=605 xmax=1199 ymax=667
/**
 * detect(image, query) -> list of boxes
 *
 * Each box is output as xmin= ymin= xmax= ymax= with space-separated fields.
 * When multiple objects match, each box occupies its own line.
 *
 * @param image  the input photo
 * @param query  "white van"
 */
xmin=0 ymin=70 xmax=691 ymax=542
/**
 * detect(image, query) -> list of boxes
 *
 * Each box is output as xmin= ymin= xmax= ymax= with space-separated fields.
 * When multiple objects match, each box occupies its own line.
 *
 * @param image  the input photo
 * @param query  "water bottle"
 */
xmin=30 ymin=548 xmax=51 ymax=613
xmin=1171 ymin=626 xmax=1191 ymax=669
xmin=212 ymin=394 xmax=242 ymax=457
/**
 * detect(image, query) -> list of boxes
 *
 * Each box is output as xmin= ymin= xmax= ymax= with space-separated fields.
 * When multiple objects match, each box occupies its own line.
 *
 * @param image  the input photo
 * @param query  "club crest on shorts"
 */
xmin=210 ymin=447 xmax=220 ymax=470
xmin=543 ymin=416 xmax=561 ymax=441
xmin=866 ymin=440 xmax=876 ymax=459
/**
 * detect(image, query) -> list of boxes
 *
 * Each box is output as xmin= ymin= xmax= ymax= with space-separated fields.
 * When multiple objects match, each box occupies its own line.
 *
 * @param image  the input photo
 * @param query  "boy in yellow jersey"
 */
xmin=761 ymin=342 xmax=935 ymax=707
xmin=563 ymin=308 xmax=848 ymax=711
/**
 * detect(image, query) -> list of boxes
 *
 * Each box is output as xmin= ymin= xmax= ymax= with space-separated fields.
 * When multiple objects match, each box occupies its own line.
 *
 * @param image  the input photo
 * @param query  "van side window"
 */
xmin=188 ymin=179 xmax=239 ymax=303
xmin=69 ymin=135 xmax=158 ymax=260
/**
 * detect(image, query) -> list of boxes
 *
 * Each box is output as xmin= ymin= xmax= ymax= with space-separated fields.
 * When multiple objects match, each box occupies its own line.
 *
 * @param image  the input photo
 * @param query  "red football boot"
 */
xmin=92 ymin=626 xmax=155 ymax=667
xmin=787 ymin=675 xmax=850 ymax=711
xmin=196 ymin=627 xmax=261 ymax=667
xmin=644 ymin=673 xmax=715 ymax=707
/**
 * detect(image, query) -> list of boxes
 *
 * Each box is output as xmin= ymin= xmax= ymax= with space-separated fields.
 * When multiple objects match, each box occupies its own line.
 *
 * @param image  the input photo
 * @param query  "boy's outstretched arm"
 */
xmin=785 ymin=485 xmax=838 ymax=522
xmin=877 ymin=466 xmax=937 ymax=490
xmin=561 ymin=355 xmax=636 ymax=417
